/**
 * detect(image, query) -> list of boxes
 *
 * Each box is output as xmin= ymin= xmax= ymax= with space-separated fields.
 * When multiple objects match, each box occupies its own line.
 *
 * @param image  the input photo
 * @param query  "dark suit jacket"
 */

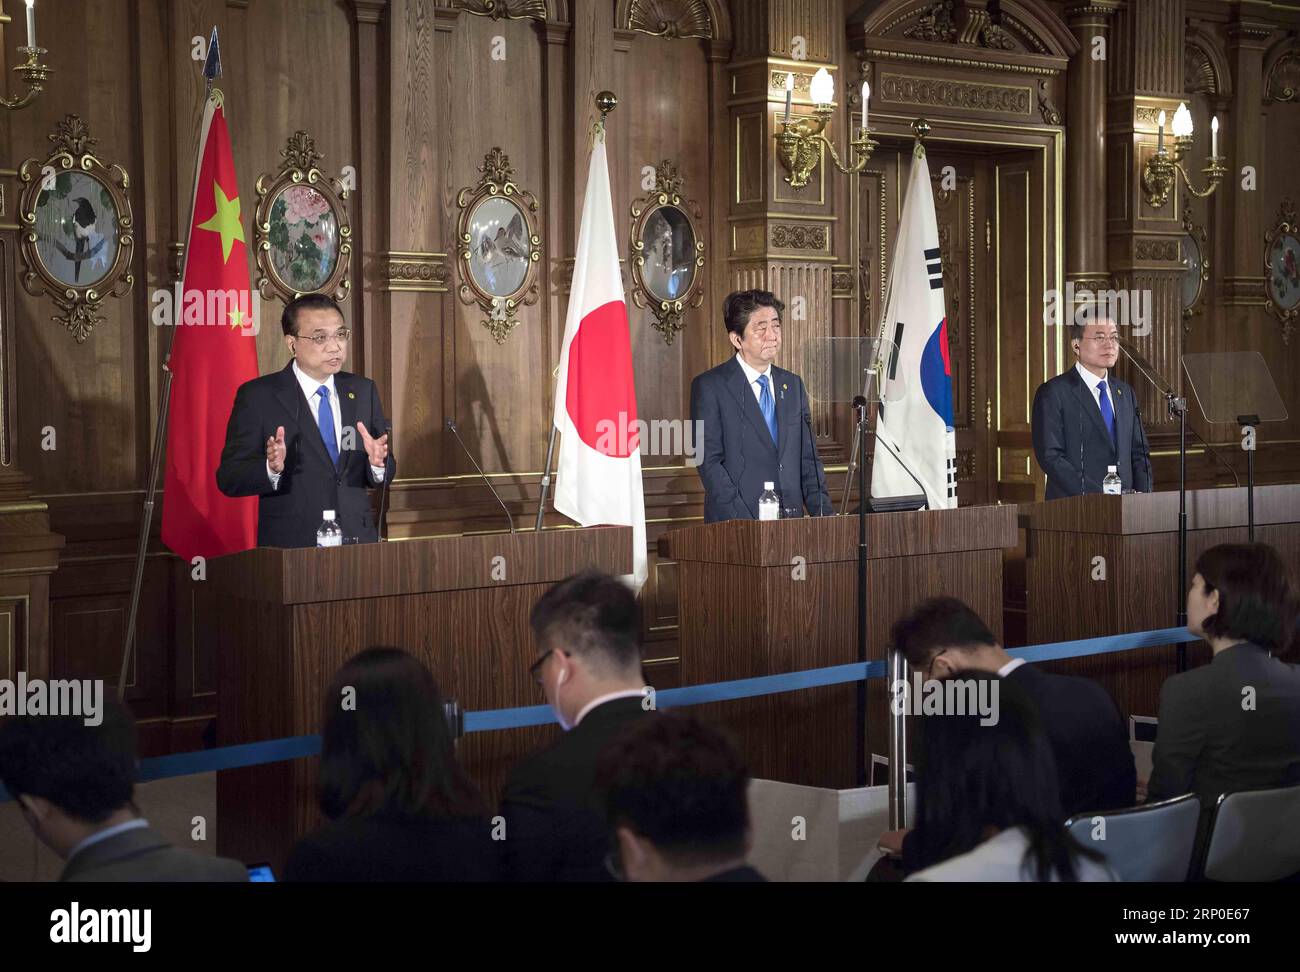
xmin=700 ymin=864 xmax=768 ymax=882
xmin=216 ymin=361 xmax=396 ymax=548
xmin=60 ymin=826 xmax=248 ymax=882
xmin=1004 ymin=663 xmax=1137 ymax=815
xmin=499 ymin=695 xmax=651 ymax=882
xmin=901 ymin=662 xmax=1136 ymax=875
xmin=1147 ymin=642 xmax=1300 ymax=806
xmin=283 ymin=813 xmax=500 ymax=882
xmin=1031 ymin=366 xmax=1151 ymax=499
xmin=690 ymin=357 xmax=831 ymax=522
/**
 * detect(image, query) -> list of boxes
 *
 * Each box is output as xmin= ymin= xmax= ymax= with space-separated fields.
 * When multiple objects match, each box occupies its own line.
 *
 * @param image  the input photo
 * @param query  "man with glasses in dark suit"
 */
xmin=217 ymin=294 xmax=395 ymax=546
xmin=1032 ymin=311 xmax=1152 ymax=499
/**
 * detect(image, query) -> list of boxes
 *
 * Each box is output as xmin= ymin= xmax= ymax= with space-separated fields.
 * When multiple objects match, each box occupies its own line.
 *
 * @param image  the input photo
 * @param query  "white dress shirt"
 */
xmin=268 ymin=361 xmax=386 ymax=489
xmin=1074 ymin=361 xmax=1113 ymax=417
xmin=735 ymin=352 xmax=775 ymax=406
xmin=66 ymin=817 xmax=150 ymax=863
xmin=997 ymin=657 xmax=1027 ymax=678
xmin=573 ymin=688 xmax=647 ymax=728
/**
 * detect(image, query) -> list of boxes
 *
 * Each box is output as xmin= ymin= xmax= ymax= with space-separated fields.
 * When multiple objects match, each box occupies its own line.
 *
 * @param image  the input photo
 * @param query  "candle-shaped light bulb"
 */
xmin=1211 ymin=115 xmax=1219 ymax=157
xmin=1172 ymin=102 xmax=1193 ymax=138
xmin=862 ymin=81 xmax=870 ymax=132
xmin=810 ymin=67 xmax=834 ymax=106
xmin=783 ymin=72 xmax=793 ymax=123
xmin=1157 ymin=109 xmax=1166 ymax=153
xmin=25 ymin=0 xmax=36 ymax=48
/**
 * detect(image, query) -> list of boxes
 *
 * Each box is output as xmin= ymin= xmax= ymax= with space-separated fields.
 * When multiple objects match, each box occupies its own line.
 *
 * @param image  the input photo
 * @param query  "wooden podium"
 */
xmin=660 ymin=506 xmax=1018 ymax=789
xmin=202 ymin=526 xmax=631 ymax=871
xmin=1021 ymin=485 xmax=1300 ymax=721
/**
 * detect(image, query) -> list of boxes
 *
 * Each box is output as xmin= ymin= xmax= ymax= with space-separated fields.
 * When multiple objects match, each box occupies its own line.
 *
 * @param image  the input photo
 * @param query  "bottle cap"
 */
xmin=764 ymin=482 xmax=774 ymax=490
xmin=1107 ymin=466 xmax=1117 ymax=473
xmin=323 ymin=510 xmax=336 ymax=519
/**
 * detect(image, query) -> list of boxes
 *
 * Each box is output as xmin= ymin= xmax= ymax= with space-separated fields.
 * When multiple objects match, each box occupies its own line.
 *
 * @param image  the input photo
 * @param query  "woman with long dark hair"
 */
xmin=284 ymin=648 xmax=498 ymax=881
xmin=905 ymin=671 xmax=1113 ymax=882
xmin=1147 ymin=542 xmax=1300 ymax=805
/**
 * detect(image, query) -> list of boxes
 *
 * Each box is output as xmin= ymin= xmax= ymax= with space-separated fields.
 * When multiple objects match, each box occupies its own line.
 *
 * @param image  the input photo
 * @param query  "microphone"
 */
xmin=1133 ymin=403 xmax=1156 ymax=493
xmin=375 ymin=420 xmax=392 ymax=542
xmin=803 ymin=409 xmax=831 ymax=517
xmin=446 ymin=418 xmax=515 ymax=533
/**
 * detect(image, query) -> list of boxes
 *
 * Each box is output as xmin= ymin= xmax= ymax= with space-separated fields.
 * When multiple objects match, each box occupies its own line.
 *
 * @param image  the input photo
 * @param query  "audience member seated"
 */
xmin=596 ymin=711 xmax=764 ymax=882
xmin=893 ymin=596 xmax=1136 ymax=817
xmin=905 ymin=672 xmax=1115 ymax=882
xmin=500 ymin=571 xmax=652 ymax=881
xmin=284 ymin=647 xmax=498 ymax=881
xmin=1147 ymin=543 xmax=1300 ymax=807
xmin=0 ymin=698 xmax=247 ymax=882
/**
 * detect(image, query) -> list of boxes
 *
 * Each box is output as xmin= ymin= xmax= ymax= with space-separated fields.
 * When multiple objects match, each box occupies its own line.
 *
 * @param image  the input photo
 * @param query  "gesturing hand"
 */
xmin=357 ymin=421 xmax=389 ymax=468
xmin=266 ymin=425 xmax=286 ymax=474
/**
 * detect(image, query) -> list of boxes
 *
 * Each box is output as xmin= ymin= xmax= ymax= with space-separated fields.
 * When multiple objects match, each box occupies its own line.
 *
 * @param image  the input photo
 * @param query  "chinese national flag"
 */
xmin=161 ymin=96 xmax=259 ymax=561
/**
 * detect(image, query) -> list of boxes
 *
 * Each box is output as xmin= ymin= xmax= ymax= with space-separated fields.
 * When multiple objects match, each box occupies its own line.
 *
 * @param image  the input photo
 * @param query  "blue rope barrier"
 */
xmin=0 ymin=626 xmax=1198 ymax=801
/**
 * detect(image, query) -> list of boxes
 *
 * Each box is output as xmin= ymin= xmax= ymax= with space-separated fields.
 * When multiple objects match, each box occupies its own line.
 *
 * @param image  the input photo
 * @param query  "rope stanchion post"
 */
xmin=887 ymin=647 xmax=907 ymax=828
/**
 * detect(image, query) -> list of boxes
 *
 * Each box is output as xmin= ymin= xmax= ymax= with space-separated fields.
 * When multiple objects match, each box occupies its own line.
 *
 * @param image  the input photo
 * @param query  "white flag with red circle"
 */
xmin=552 ymin=136 xmax=648 ymax=589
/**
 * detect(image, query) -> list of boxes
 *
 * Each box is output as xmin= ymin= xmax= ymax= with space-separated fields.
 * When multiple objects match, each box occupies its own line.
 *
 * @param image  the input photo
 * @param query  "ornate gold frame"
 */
xmin=1264 ymin=197 xmax=1299 ymax=344
xmin=17 ymin=115 xmax=134 ymax=344
xmin=1181 ymin=196 xmax=1209 ymax=330
xmin=455 ymin=148 xmax=542 ymax=344
xmin=629 ymin=160 xmax=705 ymax=345
xmin=253 ymin=131 xmax=352 ymax=303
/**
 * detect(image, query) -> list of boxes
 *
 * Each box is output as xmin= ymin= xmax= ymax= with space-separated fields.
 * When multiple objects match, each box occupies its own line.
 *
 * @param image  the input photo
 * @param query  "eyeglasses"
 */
xmin=1082 ymin=334 xmax=1121 ymax=346
xmin=298 ymin=328 xmax=351 ymax=347
xmin=528 ymin=649 xmax=555 ymax=685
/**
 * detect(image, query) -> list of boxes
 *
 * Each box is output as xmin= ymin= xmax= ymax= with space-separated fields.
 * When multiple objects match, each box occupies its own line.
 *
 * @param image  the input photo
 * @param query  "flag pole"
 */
xmin=119 ymin=29 xmax=223 ymax=700
xmin=536 ymin=91 xmax=618 ymax=531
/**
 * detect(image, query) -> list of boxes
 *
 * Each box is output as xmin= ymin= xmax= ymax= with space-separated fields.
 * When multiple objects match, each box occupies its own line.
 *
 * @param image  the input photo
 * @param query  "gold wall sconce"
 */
xmin=1 ymin=1 xmax=50 ymax=110
xmin=775 ymin=68 xmax=877 ymax=190
xmin=1141 ymin=102 xmax=1226 ymax=209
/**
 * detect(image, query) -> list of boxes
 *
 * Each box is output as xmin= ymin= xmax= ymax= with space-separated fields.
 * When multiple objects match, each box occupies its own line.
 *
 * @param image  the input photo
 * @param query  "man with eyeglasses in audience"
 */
xmin=1032 ymin=306 xmax=1152 ymax=499
xmin=217 ymin=294 xmax=395 ymax=546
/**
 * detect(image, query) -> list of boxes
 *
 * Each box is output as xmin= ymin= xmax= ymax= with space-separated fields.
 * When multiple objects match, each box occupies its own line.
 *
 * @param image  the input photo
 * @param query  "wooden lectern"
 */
xmin=1021 ymin=485 xmax=1300 ymax=721
xmin=202 ymin=526 xmax=631 ymax=871
xmin=661 ymin=506 xmax=1019 ymax=789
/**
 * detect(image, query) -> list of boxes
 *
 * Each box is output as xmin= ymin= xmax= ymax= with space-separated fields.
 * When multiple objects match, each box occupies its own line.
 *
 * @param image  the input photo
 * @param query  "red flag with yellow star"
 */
xmin=161 ymin=95 xmax=259 ymax=561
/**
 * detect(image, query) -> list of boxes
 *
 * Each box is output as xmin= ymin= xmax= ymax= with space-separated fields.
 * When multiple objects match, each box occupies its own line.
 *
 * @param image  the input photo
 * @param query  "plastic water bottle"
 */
xmin=1102 ymin=465 xmax=1122 ymax=495
xmin=317 ymin=510 xmax=343 ymax=547
xmin=758 ymin=482 xmax=780 ymax=521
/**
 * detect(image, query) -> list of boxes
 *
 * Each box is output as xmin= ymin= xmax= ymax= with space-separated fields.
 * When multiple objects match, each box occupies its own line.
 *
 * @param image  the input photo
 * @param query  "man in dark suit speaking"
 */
xmin=216 ymin=294 xmax=395 ymax=547
xmin=1031 ymin=314 xmax=1152 ymax=498
xmin=689 ymin=289 xmax=831 ymax=522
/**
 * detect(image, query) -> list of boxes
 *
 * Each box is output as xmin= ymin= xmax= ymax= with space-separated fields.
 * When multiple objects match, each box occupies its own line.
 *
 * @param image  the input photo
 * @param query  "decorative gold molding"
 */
xmin=1037 ymin=78 xmax=1062 ymax=125
xmin=859 ymin=46 xmax=1063 ymax=77
xmin=1134 ymin=238 xmax=1180 ymax=262
xmin=629 ymin=160 xmax=705 ymax=345
xmin=878 ymin=72 xmax=1033 ymax=115
xmin=1265 ymin=49 xmax=1299 ymax=102
xmin=831 ymin=263 xmax=854 ymax=298
xmin=17 ymin=115 xmax=134 ymax=344
xmin=1181 ymin=197 xmax=1209 ymax=331
xmin=457 ymin=0 xmax=547 ymax=21
xmin=455 ymin=148 xmax=542 ymax=343
xmin=253 ymin=130 xmax=353 ymax=303
xmin=770 ymin=223 xmax=827 ymax=250
xmin=1264 ymin=197 xmax=1299 ymax=343
xmin=624 ymin=0 xmax=712 ymax=39
xmin=381 ymin=251 xmax=450 ymax=292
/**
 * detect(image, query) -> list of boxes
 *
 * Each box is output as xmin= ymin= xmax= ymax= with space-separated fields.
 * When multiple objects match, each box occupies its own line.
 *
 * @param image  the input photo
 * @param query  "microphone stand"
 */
xmin=852 ymin=395 xmax=869 ymax=789
xmin=1118 ymin=344 xmax=1188 ymax=671
xmin=447 ymin=418 xmax=515 ymax=533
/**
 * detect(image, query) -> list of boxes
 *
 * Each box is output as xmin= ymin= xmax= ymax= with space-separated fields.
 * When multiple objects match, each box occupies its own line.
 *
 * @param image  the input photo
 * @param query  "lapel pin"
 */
xmin=347 ymin=391 xmax=355 ymax=399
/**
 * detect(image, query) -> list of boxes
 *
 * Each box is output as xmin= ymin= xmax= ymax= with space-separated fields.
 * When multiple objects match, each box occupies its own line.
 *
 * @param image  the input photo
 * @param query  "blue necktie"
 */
xmin=757 ymin=374 xmax=778 ymax=446
xmin=1097 ymin=380 xmax=1117 ymax=447
xmin=316 ymin=385 xmax=340 ymax=467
